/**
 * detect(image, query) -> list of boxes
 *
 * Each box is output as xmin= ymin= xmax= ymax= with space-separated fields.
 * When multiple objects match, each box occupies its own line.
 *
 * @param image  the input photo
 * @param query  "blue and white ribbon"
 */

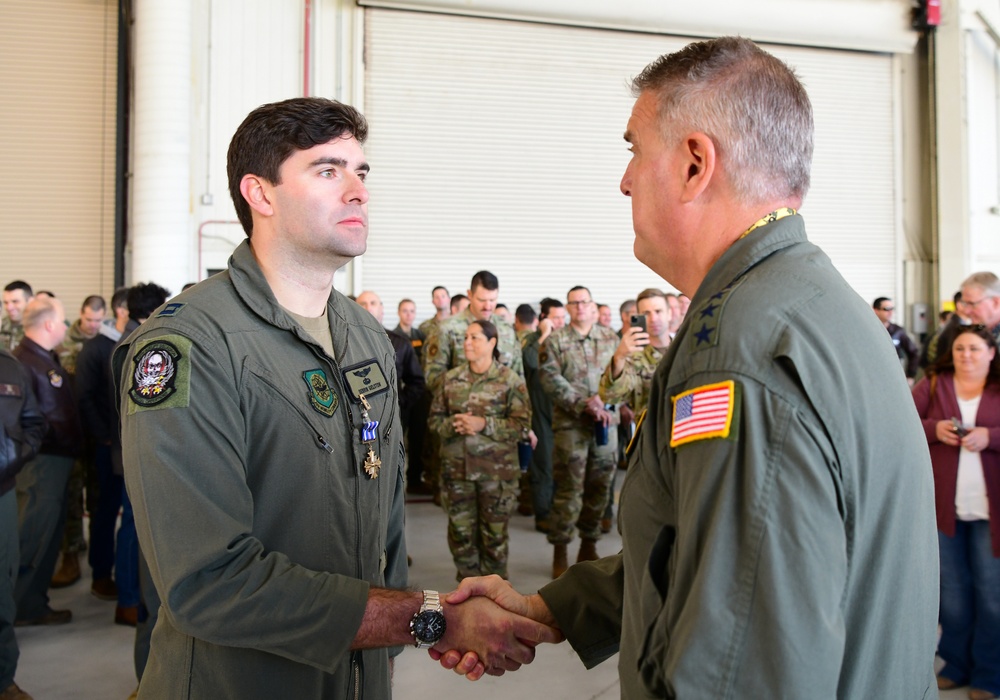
xmin=361 ymin=420 xmax=379 ymax=442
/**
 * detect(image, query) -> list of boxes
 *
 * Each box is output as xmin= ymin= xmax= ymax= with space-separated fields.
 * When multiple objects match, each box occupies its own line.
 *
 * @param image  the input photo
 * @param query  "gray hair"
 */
xmin=631 ymin=36 xmax=814 ymax=205
xmin=961 ymin=271 xmax=1000 ymax=297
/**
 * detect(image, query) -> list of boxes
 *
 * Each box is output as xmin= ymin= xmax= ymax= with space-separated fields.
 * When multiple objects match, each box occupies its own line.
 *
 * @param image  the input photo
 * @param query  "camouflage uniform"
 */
xmin=417 ymin=317 xmax=443 ymax=493
xmin=56 ymin=319 xmax=96 ymax=554
xmin=424 ymin=307 xmax=523 ymax=392
xmin=0 ymin=319 xmax=23 ymax=353
xmin=429 ymin=361 xmax=531 ymax=578
xmin=598 ymin=344 xmax=667 ymax=415
xmin=417 ymin=316 xmax=442 ymax=346
xmin=539 ymin=324 xmax=619 ymax=545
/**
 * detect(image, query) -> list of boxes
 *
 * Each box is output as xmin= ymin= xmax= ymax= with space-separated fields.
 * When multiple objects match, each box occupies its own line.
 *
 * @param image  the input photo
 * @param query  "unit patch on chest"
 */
xmin=302 ymin=369 xmax=338 ymax=417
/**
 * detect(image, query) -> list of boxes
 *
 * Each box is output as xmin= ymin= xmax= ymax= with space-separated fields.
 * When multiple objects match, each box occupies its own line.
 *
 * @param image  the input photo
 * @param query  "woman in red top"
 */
xmin=913 ymin=325 xmax=1000 ymax=700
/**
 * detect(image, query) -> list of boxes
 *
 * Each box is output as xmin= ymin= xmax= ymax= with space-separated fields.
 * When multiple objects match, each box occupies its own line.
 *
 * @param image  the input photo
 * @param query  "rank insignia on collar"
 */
xmin=341 ymin=359 xmax=390 ymax=402
xmin=129 ymin=340 xmax=182 ymax=408
xmin=303 ymin=369 xmax=338 ymax=417
xmin=157 ymin=302 xmax=186 ymax=318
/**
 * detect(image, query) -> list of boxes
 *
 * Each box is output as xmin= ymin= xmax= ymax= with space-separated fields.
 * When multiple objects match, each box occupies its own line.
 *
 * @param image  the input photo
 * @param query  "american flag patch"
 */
xmin=670 ymin=380 xmax=735 ymax=447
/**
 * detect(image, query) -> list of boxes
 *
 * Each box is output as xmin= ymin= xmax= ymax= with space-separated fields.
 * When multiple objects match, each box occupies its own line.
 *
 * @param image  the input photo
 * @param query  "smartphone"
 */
xmin=951 ymin=417 xmax=969 ymax=438
xmin=630 ymin=313 xmax=648 ymax=333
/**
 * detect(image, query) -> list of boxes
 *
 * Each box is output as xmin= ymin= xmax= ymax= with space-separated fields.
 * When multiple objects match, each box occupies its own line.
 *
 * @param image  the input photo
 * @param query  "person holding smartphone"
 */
xmin=912 ymin=325 xmax=1000 ymax=699
xmin=599 ymin=288 xmax=673 ymax=415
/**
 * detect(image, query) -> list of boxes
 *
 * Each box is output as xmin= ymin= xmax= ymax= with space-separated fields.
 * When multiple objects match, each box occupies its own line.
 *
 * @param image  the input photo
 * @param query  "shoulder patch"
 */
xmin=157 ymin=302 xmax=186 ymax=318
xmin=670 ymin=380 xmax=738 ymax=448
xmin=127 ymin=336 xmax=191 ymax=413
xmin=303 ymin=368 xmax=339 ymax=417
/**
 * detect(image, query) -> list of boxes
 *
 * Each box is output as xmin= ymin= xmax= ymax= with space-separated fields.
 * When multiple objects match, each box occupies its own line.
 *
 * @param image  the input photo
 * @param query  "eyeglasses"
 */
xmin=959 ymin=297 xmax=996 ymax=309
xmin=879 ymin=306 xmax=894 ymax=312
xmin=565 ymin=300 xmax=592 ymax=307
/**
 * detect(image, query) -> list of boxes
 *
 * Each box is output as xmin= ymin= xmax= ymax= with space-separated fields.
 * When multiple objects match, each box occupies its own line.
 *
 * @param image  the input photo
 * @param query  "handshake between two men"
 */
xmin=430 ymin=576 xmax=559 ymax=680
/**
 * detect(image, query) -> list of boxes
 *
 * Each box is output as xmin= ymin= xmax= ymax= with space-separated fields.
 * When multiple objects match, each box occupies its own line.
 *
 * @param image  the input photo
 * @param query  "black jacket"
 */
xmin=387 ymin=327 xmax=425 ymax=422
xmin=0 ymin=349 xmax=46 ymax=494
xmin=14 ymin=336 xmax=83 ymax=457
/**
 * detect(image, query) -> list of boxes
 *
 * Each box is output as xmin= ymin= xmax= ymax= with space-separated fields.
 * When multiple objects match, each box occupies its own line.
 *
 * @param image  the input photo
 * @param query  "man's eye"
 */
xmin=320 ymin=169 xmax=334 ymax=178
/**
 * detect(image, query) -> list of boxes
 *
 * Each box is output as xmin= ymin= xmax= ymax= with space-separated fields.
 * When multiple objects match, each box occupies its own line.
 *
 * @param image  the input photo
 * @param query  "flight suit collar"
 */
xmin=688 ymin=214 xmax=807 ymax=316
xmin=228 ymin=240 xmax=350 ymax=359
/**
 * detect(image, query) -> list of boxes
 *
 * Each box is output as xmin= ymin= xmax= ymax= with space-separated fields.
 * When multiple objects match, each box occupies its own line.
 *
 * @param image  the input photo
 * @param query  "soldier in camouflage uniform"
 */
xmin=599 ymin=288 xmax=673 ymax=415
xmin=539 ymin=286 xmax=619 ymax=577
xmin=424 ymin=272 xmax=522 ymax=393
xmin=0 ymin=281 xmax=32 ymax=352
xmin=50 ymin=295 xmax=108 ymax=587
xmin=417 ymin=285 xmax=452 ymax=340
xmin=429 ymin=321 xmax=531 ymax=579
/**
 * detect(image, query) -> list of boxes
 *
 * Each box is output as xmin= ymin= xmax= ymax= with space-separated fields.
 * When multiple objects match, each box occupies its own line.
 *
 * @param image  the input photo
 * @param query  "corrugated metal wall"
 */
xmin=0 ymin=0 xmax=118 ymax=310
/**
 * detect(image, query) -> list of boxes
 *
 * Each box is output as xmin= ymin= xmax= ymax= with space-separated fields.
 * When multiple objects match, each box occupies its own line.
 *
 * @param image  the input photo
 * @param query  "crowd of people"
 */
xmin=2 ymin=33 xmax=995 ymax=700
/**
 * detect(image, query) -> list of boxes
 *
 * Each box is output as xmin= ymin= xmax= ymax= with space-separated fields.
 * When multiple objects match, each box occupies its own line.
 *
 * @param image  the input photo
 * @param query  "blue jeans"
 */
xmin=116 ymin=484 xmax=140 ymax=608
xmin=0 ymin=490 xmax=19 ymax=689
xmin=938 ymin=520 xmax=1000 ymax=694
xmin=14 ymin=454 xmax=72 ymax=620
xmin=87 ymin=444 xmax=122 ymax=580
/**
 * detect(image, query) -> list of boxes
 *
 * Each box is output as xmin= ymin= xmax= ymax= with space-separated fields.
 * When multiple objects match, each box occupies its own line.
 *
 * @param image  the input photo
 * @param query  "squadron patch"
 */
xmin=127 ymin=336 xmax=191 ymax=413
xmin=47 ymin=370 xmax=64 ymax=388
xmin=303 ymin=369 xmax=338 ymax=417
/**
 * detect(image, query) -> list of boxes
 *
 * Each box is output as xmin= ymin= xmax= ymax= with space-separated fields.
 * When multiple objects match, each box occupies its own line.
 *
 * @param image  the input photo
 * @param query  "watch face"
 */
xmin=412 ymin=610 xmax=446 ymax=643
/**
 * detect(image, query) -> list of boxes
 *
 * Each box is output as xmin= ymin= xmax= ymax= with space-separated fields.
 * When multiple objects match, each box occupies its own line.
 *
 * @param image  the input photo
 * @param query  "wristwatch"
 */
xmin=410 ymin=590 xmax=447 ymax=649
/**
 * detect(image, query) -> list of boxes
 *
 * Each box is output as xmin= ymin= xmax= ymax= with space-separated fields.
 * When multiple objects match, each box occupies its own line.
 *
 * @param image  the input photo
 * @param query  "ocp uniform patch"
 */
xmin=127 ymin=335 xmax=192 ymax=413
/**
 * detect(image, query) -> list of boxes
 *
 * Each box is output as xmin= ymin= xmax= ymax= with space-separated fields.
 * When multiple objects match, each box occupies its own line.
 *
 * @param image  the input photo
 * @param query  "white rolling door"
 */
xmin=0 ymin=0 xmax=118 ymax=307
xmin=362 ymin=8 xmax=896 ymax=327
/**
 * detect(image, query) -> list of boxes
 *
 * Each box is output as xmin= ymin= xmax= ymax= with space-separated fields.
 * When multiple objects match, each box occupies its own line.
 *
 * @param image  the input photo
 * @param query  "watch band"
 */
xmin=420 ymin=590 xmax=442 ymax=615
xmin=411 ymin=589 xmax=446 ymax=649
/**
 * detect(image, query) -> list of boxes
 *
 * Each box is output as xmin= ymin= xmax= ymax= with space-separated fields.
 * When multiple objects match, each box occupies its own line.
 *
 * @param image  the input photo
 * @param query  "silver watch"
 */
xmin=409 ymin=590 xmax=446 ymax=649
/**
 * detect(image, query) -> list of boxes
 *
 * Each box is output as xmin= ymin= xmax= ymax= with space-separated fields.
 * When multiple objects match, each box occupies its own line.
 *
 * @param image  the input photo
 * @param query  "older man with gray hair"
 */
xmin=960 ymin=271 xmax=1000 ymax=339
xmin=12 ymin=297 xmax=83 ymax=627
xmin=443 ymin=36 xmax=938 ymax=698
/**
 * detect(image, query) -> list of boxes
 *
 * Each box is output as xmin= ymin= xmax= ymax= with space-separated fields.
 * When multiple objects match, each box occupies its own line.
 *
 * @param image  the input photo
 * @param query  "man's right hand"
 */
xmin=432 ymin=588 xmax=562 ymax=678
xmin=610 ymin=326 xmax=649 ymax=378
xmin=430 ymin=576 xmax=562 ymax=678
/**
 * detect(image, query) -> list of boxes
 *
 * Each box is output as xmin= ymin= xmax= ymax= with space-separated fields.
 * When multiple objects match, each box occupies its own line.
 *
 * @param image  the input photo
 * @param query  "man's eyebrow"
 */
xmin=309 ymin=156 xmax=371 ymax=173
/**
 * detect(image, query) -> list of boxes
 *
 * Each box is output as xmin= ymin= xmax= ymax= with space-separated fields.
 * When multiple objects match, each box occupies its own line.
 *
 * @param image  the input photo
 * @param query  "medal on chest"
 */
xmin=360 ymin=393 xmax=381 ymax=479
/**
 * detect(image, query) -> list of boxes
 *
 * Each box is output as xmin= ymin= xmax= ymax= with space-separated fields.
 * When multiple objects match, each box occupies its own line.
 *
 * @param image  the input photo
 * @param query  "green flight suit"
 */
xmin=539 ymin=215 xmax=938 ymax=699
xmin=114 ymin=241 xmax=407 ymax=699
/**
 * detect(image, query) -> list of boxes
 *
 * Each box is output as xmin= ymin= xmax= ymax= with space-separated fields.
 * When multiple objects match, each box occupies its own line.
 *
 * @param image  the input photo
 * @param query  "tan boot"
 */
xmin=552 ymin=544 xmax=568 ymax=579
xmin=577 ymin=538 xmax=598 ymax=563
xmin=50 ymin=552 xmax=80 ymax=588
xmin=0 ymin=682 xmax=33 ymax=700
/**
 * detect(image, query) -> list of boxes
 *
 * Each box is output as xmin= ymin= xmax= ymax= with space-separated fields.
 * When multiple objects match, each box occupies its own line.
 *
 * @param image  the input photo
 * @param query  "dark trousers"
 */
xmin=0 ymin=490 xmax=19 ymax=688
xmin=88 ymin=444 xmax=123 ymax=581
xmin=14 ymin=454 xmax=72 ymax=620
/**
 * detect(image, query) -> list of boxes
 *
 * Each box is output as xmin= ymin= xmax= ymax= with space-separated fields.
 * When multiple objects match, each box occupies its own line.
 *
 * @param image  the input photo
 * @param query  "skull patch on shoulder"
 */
xmin=129 ymin=340 xmax=182 ymax=408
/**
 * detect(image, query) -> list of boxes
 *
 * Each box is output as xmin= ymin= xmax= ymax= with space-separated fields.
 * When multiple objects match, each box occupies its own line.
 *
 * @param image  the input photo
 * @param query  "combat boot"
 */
xmin=51 ymin=552 xmax=80 ymax=588
xmin=552 ymin=544 xmax=568 ymax=579
xmin=577 ymin=538 xmax=598 ymax=563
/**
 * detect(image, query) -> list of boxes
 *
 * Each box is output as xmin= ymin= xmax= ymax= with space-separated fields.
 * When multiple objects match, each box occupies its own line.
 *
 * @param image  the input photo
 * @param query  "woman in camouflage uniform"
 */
xmin=430 ymin=321 xmax=531 ymax=580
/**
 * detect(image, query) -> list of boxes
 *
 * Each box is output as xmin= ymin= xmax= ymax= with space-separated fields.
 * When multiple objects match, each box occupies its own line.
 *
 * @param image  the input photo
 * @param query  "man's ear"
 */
xmin=240 ymin=174 xmax=274 ymax=218
xmin=679 ymin=132 xmax=716 ymax=203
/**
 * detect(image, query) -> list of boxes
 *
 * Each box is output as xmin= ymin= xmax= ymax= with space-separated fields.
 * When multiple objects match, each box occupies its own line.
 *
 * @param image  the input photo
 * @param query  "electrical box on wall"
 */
xmin=911 ymin=302 xmax=929 ymax=336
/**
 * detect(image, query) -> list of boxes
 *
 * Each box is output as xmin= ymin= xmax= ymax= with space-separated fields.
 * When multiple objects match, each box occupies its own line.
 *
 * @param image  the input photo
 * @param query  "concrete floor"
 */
xmin=11 ymin=482 xmax=965 ymax=699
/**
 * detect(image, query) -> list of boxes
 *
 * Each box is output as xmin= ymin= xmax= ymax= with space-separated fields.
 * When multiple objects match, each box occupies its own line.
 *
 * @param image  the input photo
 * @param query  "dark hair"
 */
xmin=470 ymin=320 xmax=501 ymax=361
xmin=619 ymin=299 xmax=637 ymax=314
xmin=398 ymin=298 xmax=415 ymax=309
xmin=637 ymin=289 xmax=666 ymax=305
xmin=872 ymin=297 xmax=891 ymax=310
xmin=4 ymin=280 xmax=32 ymax=296
xmin=539 ymin=297 xmax=564 ymax=318
xmin=82 ymin=295 xmax=106 ymax=313
xmin=450 ymin=294 xmax=468 ymax=309
xmin=515 ymin=303 xmax=536 ymax=324
xmin=953 ymin=290 xmax=962 ymax=305
xmin=432 ymin=285 xmax=448 ymax=296
xmin=930 ymin=324 xmax=1000 ymax=387
xmin=567 ymin=285 xmax=590 ymax=298
xmin=470 ymin=270 xmax=499 ymax=292
xmin=227 ymin=97 xmax=369 ymax=237
xmin=110 ymin=287 xmax=129 ymax=311
xmin=127 ymin=282 xmax=171 ymax=322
